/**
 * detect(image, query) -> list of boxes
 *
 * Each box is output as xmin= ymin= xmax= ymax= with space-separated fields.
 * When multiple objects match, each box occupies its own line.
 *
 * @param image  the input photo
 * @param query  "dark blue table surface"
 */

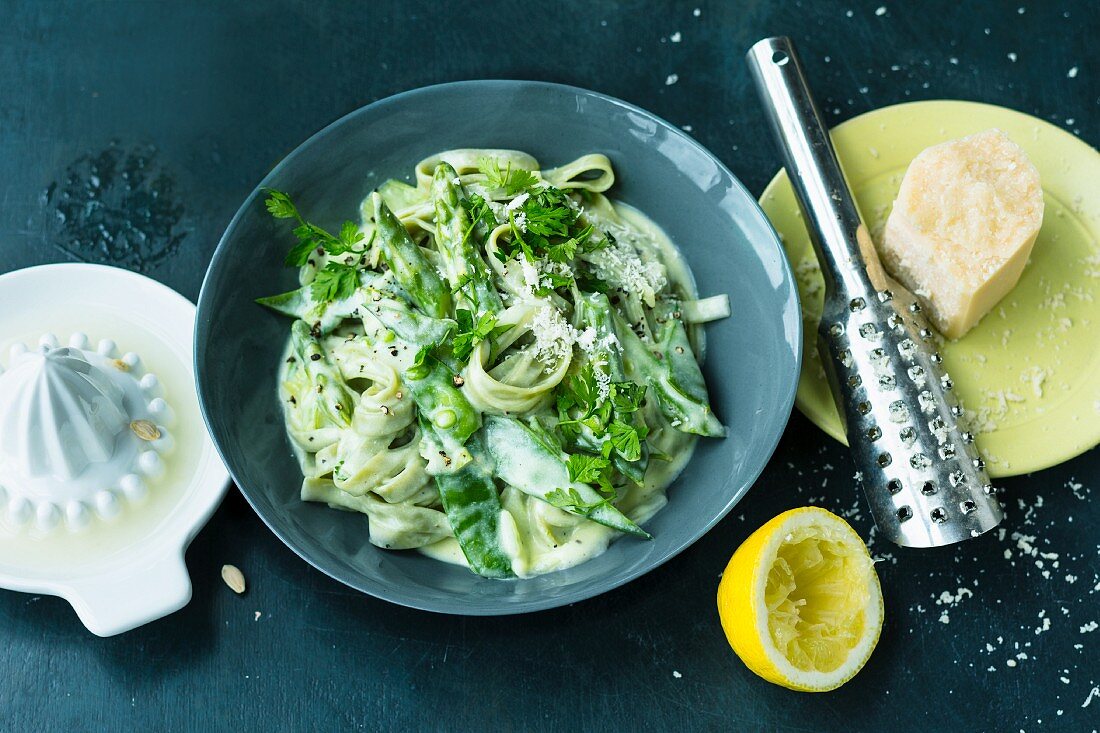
xmin=2 ymin=2 xmax=1097 ymax=731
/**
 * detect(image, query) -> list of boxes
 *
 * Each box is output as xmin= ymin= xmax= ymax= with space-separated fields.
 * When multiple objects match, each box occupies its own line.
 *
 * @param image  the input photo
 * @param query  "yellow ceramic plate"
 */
xmin=760 ymin=100 xmax=1100 ymax=478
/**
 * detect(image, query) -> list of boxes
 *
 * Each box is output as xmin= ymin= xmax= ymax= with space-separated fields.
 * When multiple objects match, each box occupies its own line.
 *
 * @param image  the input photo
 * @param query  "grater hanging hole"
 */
xmin=960 ymin=499 xmax=977 ymax=515
xmin=867 ymin=425 xmax=882 ymax=441
xmin=849 ymin=297 xmax=866 ymax=312
xmin=896 ymin=506 xmax=913 ymax=522
xmin=876 ymin=289 xmax=893 ymax=302
xmin=877 ymin=452 xmax=892 ymax=467
xmin=929 ymin=507 xmax=947 ymax=523
xmin=848 ymin=374 xmax=862 ymax=387
xmin=921 ymin=480 xmax=937 ymax=495
xmin=857 ymin=400 xmax=872 ymax=415
xmin=887 ymin=478 xmax=903 ymax=494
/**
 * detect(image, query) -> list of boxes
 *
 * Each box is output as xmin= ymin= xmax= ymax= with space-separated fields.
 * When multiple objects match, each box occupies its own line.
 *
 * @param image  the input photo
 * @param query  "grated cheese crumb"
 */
xmin=529 ymin=306 xmax=579 ymax=366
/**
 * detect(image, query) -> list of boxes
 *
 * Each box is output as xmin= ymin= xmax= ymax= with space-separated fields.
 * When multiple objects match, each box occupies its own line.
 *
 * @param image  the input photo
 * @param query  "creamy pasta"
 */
xmin=259 ymin=150 xmax=730 ymax=578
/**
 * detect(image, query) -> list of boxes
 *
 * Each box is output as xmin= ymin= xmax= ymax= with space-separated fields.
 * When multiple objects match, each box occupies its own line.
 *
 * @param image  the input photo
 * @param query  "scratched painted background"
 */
xmin=2 ymin=1 xmax=1098 ymax=731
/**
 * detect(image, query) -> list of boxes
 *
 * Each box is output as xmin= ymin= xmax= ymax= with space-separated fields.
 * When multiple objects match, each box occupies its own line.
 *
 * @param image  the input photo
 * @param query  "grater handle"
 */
xmin=746 ymin=36 xmax=885 ymax=296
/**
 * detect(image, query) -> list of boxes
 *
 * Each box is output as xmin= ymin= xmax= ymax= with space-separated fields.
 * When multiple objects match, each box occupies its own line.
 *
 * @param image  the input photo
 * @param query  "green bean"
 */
xmin=371 ymin=192 xmax=451 ymax=318
xmin=617 ymin=314 xmax=725 ymax=438
xmin=431 ymin=162 xmax=503 ymax=313
xmin=290 ymin=320 xmax=356 ymax=428
xmin=482 ymin=415 xmax=651 ymax=539
xmin=421 ymin=419 xmax=514 ymax=578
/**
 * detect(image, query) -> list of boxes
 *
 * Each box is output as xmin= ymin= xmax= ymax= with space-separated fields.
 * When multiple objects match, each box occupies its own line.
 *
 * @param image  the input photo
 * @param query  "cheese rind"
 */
xmin=880 ymin=129 xmax=1044 ymax=339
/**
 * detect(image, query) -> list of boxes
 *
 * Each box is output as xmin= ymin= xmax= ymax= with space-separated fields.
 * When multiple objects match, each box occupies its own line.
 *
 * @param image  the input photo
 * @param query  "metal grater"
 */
xmin=746 ymin=36 xmax=1004 ymax=547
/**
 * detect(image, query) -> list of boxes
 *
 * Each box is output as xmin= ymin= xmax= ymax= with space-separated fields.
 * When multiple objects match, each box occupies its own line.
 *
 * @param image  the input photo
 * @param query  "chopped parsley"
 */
xmin=478 ymin=157 xmax=539 ymax=196
xmin=544 ymin=487 xmax=611 ymax=514
xmin=264 ymin=188 xmax=368 ymax=269
xmin=309 ymin=262 xmax=359 ymax=303
xmin=451 ymin=308 xmax=499 ymax=362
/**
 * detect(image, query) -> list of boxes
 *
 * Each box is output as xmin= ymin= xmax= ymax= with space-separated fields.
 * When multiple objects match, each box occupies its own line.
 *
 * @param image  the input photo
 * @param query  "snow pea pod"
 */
xmin=616 ymin=314 xmax=725 ymax=438
xmin=482 ymin=415 xmax=651 ymax=539
xmin=572 ymin=293 xmax=649 ymax=483
xmin=289 ymin=320 xmax=356 ymax=428
xmin=371 ymin=192 xmax=451 ymax=319
xmin=421 ymin=419 xmax=514 ymax=578
xmin=431 ymin=162 xmax=503 ymax=314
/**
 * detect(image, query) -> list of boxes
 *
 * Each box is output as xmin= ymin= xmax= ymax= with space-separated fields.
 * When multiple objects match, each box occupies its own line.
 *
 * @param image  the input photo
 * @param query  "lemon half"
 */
xmin=717 ymin=507 xmax=883 ymax=692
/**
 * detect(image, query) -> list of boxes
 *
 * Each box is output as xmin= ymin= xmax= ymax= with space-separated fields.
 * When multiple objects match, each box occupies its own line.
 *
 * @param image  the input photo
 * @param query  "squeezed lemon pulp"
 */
xmin=765 ymin=526 xmax=872 ymax=673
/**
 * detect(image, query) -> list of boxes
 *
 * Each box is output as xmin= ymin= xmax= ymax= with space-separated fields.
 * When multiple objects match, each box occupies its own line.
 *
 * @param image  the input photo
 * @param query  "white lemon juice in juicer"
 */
xmin=0 ymin=264 xmax=229 ymax=636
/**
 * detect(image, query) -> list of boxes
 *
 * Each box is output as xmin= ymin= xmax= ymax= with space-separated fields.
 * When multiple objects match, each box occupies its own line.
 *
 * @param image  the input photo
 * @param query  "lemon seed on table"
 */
xmin=129 ymin=419 xmax=161 ymax=441
xmin=221 ymin=564 xmax=247 ymax=594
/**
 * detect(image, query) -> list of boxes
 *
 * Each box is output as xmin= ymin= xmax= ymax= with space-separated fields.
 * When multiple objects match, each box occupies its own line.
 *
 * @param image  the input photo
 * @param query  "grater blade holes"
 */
xmin=960 ymin=499 xmax=977 ymax=515
xmin=876 ymin=289 xmax=893 ymax=302
xmin=921 ymin=480 xmax=936 ymax=495
xmin=848 ymin=374 xmax=862 ymax=387
xmin=877 ymin=452 xmax=893 ymax=468
xmin=930 ymin=507 xmax=947 ymax=523
xmin=896 ymin=506 xmax=913 ymax=522
xmin=867 ymin=425 xmax=882 ymax=441
xmin=888 ymin=400 xmax=909 ymax=423
xmin=886 ymin=478 xmax=902 ymax=494
xmin=849 ymin=297 xmax=866 ymax=312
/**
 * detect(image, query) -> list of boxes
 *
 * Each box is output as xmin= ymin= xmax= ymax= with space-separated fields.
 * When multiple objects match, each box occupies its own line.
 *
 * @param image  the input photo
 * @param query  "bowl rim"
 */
xmin=196 ymin=78 xmax=802 ymax=615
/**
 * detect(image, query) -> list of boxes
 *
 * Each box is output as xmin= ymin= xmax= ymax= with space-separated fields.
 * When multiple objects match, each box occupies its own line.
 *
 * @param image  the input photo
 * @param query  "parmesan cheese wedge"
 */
xmin=880 ymin=129 xmax=1044 ymax=339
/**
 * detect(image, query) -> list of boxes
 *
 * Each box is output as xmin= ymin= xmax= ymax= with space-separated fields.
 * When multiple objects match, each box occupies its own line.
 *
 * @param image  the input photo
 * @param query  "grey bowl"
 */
xmin=196 ymin=80 xmax=801 ymax=614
